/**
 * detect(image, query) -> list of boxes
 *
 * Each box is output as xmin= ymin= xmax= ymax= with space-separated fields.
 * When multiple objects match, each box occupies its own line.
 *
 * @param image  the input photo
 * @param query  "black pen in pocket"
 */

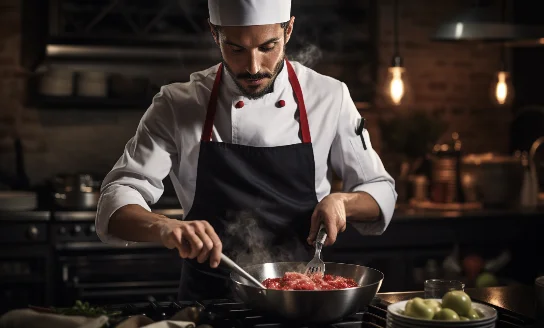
xmin=356 ymin=117 xmax=367 ymax=150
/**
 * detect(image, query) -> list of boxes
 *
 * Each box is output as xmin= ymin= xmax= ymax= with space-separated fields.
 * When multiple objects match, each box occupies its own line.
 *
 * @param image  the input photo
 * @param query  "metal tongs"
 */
xmin=221 ymin=253 xmax=266 ymax=289
xmin=304 ymin=223 xmax=327 ymax=276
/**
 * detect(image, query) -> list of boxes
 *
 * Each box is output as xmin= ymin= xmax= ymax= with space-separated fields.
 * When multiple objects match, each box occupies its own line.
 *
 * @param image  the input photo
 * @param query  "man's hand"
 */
xmin=307 ymin=193 xmax=347 ymax=246
xmin=158 ymin=218 xmax=223 ymax=268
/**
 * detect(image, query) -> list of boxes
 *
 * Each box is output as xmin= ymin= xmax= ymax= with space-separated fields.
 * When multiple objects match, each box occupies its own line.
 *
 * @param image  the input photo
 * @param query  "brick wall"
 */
xmin=0 ymin=0 xmax=512 ymax=185
xmin=0 ymin=0 xmax=24 ymax=149
xmin=371 ymin=0 xmax=511 ymax=155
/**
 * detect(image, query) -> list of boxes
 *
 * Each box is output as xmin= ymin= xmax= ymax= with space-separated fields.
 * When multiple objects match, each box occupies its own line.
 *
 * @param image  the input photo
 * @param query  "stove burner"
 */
xmin=104 ymin=297 xmax=536 ymax=328
xmin=106 ymin=298 xmax=387 ymax=328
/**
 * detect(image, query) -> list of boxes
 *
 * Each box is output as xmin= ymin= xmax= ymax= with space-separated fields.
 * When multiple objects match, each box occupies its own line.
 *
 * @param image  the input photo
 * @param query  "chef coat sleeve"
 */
xmin=95 ymin=86 xmax=178 ymax=245
xmin=330 ymin=83 xmax=397 ymax=235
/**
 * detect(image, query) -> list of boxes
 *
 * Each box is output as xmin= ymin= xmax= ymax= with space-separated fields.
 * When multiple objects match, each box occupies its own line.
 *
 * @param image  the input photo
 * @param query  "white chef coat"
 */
xmin=95 ymin=60 xmax=397 ymax=246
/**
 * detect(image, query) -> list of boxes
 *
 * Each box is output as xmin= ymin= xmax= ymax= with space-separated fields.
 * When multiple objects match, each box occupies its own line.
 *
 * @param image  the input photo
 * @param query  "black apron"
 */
xmin=178 ymin=60 xmax=318 ymax=301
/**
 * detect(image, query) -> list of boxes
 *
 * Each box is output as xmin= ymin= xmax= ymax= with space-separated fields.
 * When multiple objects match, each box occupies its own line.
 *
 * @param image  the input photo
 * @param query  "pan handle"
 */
xmin=221 ymin=253 xmax=266 ymax=289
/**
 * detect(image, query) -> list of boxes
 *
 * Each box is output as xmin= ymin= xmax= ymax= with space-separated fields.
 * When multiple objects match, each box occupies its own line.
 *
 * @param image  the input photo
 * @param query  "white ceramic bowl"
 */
xmin=386 ymin=299 xmax=497 ymax=327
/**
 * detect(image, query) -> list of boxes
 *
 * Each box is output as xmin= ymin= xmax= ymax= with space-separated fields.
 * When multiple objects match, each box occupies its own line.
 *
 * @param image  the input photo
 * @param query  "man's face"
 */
xmin=210 ymin=18 xmax=294 ymax=99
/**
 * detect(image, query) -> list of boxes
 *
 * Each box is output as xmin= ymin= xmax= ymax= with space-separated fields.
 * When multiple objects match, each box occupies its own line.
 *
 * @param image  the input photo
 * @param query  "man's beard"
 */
xmin=222 ymin=54 xmax=285 ymax=100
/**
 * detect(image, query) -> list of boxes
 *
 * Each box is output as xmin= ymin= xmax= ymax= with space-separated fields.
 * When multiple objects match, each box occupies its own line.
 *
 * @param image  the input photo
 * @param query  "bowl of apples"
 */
xmin=386 ymin=290 xmax=498 ymax=327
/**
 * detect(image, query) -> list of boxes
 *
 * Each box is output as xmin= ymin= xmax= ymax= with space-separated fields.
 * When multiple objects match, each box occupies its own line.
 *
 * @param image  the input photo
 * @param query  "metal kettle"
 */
xmin=521 ymin=136 xmax=544 ymax=207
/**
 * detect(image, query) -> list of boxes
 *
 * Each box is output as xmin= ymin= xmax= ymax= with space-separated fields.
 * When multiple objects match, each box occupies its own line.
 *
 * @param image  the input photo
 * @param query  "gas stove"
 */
xmin=105 ymin=297 xmax=387 ymax=328
xmin=103 ymin=297 xmax=537 ymax=328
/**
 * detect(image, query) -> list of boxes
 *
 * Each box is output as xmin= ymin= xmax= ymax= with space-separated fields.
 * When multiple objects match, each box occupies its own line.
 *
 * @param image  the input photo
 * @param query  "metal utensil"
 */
xmin=220 ymin=253 xmax=266 ymax=289
xmin=230 ymin=261 xmax=384 ymax=323
xmin=304 ymin=223 xmax=327 ymax=276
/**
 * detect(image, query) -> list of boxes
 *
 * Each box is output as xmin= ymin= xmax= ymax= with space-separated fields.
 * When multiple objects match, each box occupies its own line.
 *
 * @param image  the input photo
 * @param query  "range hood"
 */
xmin=37 ymin=43 xmax=222 ymax=80
xmin=431 ymin=1 xmax=544 ymax=46
xmin=22 ymin=0 xmax=222 ymax=81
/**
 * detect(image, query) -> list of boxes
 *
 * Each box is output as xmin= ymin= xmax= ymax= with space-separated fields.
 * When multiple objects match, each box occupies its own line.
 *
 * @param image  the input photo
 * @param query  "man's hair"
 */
xmin=211 ymin=21 xmax=289 ymax=39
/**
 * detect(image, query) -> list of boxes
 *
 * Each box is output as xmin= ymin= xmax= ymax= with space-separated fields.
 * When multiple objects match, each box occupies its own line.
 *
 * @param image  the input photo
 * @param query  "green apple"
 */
xmin=476 ymin=272 xmax=499 ymax=288
xmin=442 ymin=290 xmax=472 ymax=316
xmin=474 ymin=307 xmax=486 ymax=319
xmin=466 ymin=307 xmax=480 ymax=320
xmin=423 ymin=299 xmax=442 ymax=313
xmin=404 ymin=297 xmax=434 ymax=320
xmin=459 ymin=316 xmax=470 ymax=321
xmin=433 ymin=308 xmax=460 ymax=320
xmin=405 ymin=297 xmax=423 ymax=313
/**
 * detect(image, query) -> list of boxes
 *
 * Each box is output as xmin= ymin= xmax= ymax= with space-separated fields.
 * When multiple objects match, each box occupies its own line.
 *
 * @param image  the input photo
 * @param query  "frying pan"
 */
xmin=229 ymin=262 xmax=384 ymax=323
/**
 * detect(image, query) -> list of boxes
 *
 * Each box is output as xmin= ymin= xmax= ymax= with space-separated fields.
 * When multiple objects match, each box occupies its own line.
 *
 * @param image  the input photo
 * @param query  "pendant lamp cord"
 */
xmin=393 ymin=0 xmax=399 ymax=56
xmin=499 ymin=0 xmax=506 ymax=71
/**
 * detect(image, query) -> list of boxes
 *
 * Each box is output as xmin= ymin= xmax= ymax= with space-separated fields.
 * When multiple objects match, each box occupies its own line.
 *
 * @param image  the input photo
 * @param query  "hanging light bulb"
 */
xmin=388 ymin=67 xmax=405 ymax=105
xmin=491 ymin=70 xmax=513 ymax=106
xmin=490 ymin=4 xmax=513 ymax=107
xmin=384 ymin=0 xmax=410 ymax=107
xmin=386 ymin=56 xmax=407 ymax=106
xmin=491 ymin=44 xmax=514 ymax=106
xmin=495 ymin=71 xmax=508 ymax=104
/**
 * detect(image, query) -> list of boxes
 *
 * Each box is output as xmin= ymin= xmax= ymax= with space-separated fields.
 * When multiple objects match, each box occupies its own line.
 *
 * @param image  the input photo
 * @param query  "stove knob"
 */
xmin=87 ymin=224 xmax=96 ymax=235
xmin=72 ymin=225 xmax=82 ymax=235
xmin=27 ymin=226 xmax=39 ymax=240
xmin=58 ymin=226 xmax=67 ymax=235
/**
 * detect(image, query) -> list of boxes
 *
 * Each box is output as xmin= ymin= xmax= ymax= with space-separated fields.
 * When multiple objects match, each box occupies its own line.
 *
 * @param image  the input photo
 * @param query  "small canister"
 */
xmin=430 ymin=133 xmax=464 ymax=203
xmin=411 ymin=175 xmax=429 ymax=201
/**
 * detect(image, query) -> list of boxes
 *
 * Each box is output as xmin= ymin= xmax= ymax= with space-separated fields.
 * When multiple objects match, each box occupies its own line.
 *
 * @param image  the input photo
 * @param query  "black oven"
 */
xmin=51 ymin=209 xmax=184 ymax=306
xmin=55 ymin=242 xmax=182 ymax=306
xmin=0 ymin=212 xmax=52 ymax=314
xmin=0 ymin=245 xmax=52 ymax=313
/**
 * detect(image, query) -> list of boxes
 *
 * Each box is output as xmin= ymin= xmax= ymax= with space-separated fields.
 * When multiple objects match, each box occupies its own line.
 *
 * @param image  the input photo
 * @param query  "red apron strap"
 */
xmin=285 ymin=60 xmax=311 ymax=144
xmin=202 ymin=61 xmax=312 ymax=144
xmin=201 ymin=63 xmax=224 ymax=142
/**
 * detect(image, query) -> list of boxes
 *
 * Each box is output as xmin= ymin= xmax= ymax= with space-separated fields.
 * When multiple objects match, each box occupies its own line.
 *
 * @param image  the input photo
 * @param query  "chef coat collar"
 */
xmin=222 ymin=59 xmax=289 ymax=104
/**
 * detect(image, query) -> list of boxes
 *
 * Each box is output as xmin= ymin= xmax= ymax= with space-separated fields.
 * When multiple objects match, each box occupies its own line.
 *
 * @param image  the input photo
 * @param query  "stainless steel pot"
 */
xmin=54 ymin=190 xmax=100 ymax=209
xmin=53 ymin=173 xmax=101 ymax=209
xmin=461 ymin=153 xmax=524 ymax=207
xmin=230 ymin=262 xmax=384 ymax=323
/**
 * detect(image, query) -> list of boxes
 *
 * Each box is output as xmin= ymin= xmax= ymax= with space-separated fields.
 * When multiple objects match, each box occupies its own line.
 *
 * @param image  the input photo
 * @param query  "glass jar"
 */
xmin=424 ymin=279 xmax=465 ymax=299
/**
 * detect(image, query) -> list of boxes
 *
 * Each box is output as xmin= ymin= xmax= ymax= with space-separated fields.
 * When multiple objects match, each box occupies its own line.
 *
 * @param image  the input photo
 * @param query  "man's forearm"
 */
xmin=108 ymin=204 xmax=170 ymax=243
xmin=339 ymin=191 xmax=381 ymax=222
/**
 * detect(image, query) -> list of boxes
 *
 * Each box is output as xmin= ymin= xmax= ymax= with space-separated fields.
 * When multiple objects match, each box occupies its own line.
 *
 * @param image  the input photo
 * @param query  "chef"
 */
xmin=95 ymin=0 xmax=397 ymax=301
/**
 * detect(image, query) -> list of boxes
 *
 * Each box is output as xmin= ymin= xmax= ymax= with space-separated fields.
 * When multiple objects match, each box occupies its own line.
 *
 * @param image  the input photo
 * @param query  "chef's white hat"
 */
xmin=208 ymin=0 xmax=291 ymax=26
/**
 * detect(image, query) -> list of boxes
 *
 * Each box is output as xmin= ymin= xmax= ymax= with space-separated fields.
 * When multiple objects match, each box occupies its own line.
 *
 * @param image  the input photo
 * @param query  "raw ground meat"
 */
xmin=262 ymin=272 xmax=359 ymax=290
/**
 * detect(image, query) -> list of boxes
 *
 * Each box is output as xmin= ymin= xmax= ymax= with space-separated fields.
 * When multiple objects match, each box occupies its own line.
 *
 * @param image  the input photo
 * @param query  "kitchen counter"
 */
xmin=331 ymin=204 xmax=544 ymax=251
xmin=0 ymin=210 xmax=50 ymax=221
xmin=392 ymin=204 xmax=544 ymax=221
xmin=2 ymin=203 xmax=542 ymax=222
xmin=378 ymin=285 xmax=537 ymax=319
xmin=51 ymin=208 xmax=184 ymax=221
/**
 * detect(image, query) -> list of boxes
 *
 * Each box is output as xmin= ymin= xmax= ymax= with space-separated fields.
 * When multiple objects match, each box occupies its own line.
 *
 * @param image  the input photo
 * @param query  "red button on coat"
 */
xmin=235 ymin=101 xmax=244 ymax=108
xmin=278 ymin=100 xmax=286 ymax=107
